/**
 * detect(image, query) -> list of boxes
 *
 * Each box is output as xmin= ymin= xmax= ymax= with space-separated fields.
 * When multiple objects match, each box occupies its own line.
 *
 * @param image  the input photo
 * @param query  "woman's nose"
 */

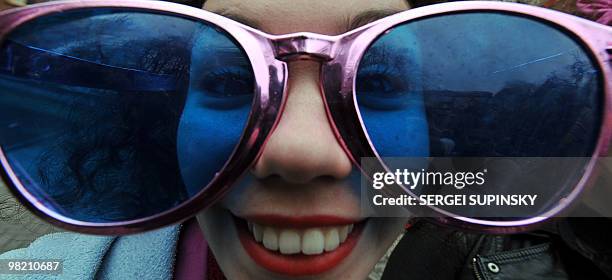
xmin=251 ymin=61 xmax=352 ymax=183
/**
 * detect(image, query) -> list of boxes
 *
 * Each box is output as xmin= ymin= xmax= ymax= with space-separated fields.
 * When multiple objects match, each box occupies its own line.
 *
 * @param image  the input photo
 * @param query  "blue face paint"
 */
xmin=356 ymin=25 xmax=430 ymax=158
xmin=177 ymin=26 xmax=254 ymax=196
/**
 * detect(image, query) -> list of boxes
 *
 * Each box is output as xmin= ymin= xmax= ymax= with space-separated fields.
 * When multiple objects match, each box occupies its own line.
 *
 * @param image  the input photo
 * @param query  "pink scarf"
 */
xmin=174 ymin=218 xmax=226 ymax=280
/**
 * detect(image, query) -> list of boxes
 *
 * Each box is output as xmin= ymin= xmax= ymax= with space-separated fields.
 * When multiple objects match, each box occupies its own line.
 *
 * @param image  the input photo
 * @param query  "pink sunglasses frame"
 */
xmin=0 ymin=0 xmax=611 ymax=235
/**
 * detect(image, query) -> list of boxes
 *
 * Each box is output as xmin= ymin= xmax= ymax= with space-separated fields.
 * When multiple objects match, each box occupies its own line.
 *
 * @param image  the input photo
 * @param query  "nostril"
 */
xmin=251 ymin=152 xmax=318 ymax=183
xmin=252 ymin=149 xmax=352 ymax=184
xmin=278 ymin=170 xmax=319 ymax=184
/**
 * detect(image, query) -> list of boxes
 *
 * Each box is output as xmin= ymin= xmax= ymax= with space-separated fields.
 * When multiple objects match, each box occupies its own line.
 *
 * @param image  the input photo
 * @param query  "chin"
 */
xmin=197 ymin=205 xmax=406 ymax=280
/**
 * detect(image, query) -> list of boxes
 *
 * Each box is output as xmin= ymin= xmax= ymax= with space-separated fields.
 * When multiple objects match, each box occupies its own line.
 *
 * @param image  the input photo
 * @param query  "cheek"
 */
xmin=371 ymin=218 xmax=407 ymax=243
xmin=177 ymin=98 xmax=250 ymax=196
xmin=356 ymin=217 xmax=408 ymax=276
xmin=195 ymin=207 xmax=246 ymax=277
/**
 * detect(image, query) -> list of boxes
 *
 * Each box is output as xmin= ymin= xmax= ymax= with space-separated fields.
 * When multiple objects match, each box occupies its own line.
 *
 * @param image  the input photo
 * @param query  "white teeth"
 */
xmin=247 ymin=222 xmax=356 ymax=255
xmin=262 ymin=227 xmax=278 ymax=251
xmin=339 ymin=226 xmax=349 ymax=242
xmin=302 ymin=229 xmax=324 ymax=255
xmin=252 ymin=224 xmax=263 ymax=242
xmin=279 ymin=230 xmax=301 ymax=254
xmin=324 ymin=229 xmax=340 ymax=252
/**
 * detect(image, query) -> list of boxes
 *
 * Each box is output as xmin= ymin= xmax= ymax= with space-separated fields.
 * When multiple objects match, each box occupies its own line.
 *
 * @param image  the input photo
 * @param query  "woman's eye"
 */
xmin=356 ymin=73 xmax=406 ymax=96
xmin=198 ymin=67 xmax=254 ymax=98
xmin=356 ymin=66 xmax=416 ymax=110
xmin=356 ymin=59 xmax=413 ymax=96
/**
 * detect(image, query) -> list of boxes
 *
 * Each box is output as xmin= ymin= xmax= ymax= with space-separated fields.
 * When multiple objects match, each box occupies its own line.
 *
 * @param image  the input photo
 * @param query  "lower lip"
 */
xmin=235 ymin=216 xmax=364 ymax=276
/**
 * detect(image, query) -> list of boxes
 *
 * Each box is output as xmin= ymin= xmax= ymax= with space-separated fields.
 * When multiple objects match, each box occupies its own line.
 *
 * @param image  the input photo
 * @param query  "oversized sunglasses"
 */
xmin=0 ymin=0 xmax=610 ymax=235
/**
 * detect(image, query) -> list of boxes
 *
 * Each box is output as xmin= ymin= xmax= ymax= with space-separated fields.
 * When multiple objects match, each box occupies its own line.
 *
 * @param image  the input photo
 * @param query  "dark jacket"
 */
xmin=382 ymin=218 xmax=612 ymax=280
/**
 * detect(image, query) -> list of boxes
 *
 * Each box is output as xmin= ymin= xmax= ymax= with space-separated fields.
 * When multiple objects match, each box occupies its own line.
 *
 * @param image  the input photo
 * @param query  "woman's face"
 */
xmin=181 ymin=0 xmax=419 ymax=279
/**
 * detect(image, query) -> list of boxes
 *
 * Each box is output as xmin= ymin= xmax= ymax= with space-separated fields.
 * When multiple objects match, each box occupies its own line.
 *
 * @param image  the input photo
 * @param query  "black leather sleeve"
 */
xmin=382 ymin=219 xmax=612 ymax=280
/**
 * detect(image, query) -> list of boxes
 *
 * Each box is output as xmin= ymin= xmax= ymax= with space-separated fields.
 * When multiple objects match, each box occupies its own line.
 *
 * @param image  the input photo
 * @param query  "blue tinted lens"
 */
xmin=356 ymin=12 xmax=601 ymax=158
xmin=0 ymin=9 xmax=254 ymax=222
xmin=356 ymin=13 xmax=602 ymax=219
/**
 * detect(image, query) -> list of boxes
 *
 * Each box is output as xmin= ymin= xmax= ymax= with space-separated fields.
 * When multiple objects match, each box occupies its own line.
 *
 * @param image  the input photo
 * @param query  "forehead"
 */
xmin=203 ymin=0 xmax=409 ymax=35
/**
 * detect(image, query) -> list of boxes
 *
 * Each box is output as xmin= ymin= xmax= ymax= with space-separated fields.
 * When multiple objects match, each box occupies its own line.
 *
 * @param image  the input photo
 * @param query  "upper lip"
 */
xmin=237 ymin=214 xmax=364 ymax=228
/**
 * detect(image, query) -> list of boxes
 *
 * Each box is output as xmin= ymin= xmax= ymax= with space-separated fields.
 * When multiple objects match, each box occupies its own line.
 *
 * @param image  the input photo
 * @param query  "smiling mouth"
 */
xmin=233 ymin=214 xmax=366 ymax=276
xmin=247 ymin=220 xmax=354 ymax=254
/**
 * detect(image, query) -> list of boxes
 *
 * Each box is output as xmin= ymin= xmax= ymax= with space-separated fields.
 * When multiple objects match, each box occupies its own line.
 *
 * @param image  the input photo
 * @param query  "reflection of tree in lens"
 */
xmin=2 ymin=12 xmax=202 ymax=222
xmin=36 ymin=84 xmax=189 ymax=222
xmin=426 ymin=54 xmax=600 ymax=157
xmin=4 ymin=16 xmax=256 ymax=222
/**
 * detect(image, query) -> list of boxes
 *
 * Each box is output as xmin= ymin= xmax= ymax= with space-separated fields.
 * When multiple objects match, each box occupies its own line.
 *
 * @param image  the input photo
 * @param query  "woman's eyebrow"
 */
xmin=347 ymin=9 xmax=405 ymax=31
xmin=211 ymin=9 xmax=404 ymax=33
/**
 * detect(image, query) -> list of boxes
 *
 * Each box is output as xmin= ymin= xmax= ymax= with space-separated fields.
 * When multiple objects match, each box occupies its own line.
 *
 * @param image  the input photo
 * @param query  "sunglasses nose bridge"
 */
xmin=272 ymin=33 xmax=337 ymax=62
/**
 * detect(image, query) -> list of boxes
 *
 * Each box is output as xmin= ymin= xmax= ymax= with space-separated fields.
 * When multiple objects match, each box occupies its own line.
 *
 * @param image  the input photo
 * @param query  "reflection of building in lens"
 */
xmin=0 ymin=11 xmax=199 ymax=222
xmin=424 ymin=72 xmax=599 ymax=158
